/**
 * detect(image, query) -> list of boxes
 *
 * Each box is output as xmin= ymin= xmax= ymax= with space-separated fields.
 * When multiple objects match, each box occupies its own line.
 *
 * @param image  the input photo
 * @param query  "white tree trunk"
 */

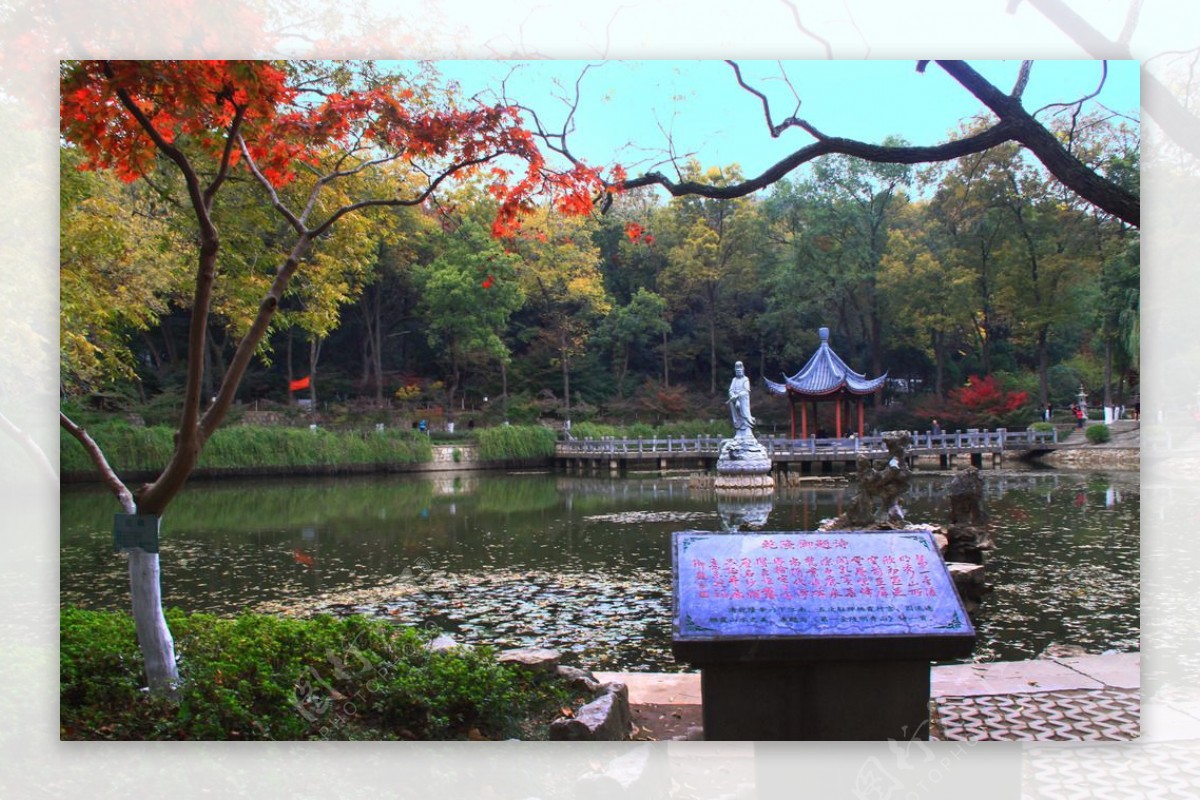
xmin=128 ymin=547 xmax=179 ymax=691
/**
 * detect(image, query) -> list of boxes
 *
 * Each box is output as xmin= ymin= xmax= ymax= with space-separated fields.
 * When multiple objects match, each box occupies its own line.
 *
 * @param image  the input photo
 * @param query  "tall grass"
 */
xmin=475 ymin=425 xmax=557 ymax=461
xmin=61 ymin=421 xmax=432 ymax=474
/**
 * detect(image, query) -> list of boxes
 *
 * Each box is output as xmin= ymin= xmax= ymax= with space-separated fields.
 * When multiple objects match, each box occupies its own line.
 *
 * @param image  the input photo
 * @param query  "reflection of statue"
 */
xmin=727 ymin=361 xmax=756 ymax=437
xmin=717 ymin=497 xmax=774 ymax=531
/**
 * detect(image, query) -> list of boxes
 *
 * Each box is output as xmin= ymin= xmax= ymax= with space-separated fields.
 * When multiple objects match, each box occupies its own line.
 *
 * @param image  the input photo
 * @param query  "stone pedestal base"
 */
xmin=715 ymin=436 xmax=774 ymax=493
xmin=699 ymin=660 xmax=932 ymax=741
xmin=712 ymin=472 xmax=776 ymax=492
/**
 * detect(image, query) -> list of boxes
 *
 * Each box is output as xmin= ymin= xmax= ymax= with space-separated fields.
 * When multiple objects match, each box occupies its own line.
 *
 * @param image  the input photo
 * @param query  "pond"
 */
xmin=60 ymin=468 xmax=1140 ymax=671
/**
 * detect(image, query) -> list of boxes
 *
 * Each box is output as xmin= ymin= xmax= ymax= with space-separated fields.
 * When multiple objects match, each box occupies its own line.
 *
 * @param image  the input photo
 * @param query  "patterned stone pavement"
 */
xmin=932 ymin=687 xmax=1140 ymax=741
xmin=599 ymin=651 xmax=1142 ymax=743
xmin=929 ymin=652 xmax=1141 ymax=742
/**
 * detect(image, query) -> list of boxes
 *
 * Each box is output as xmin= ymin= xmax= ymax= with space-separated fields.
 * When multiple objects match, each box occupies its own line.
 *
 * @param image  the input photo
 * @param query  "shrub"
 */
xmin=569 ymin=421 xmax=621 ymax=439
xmin=475 ymin=425 xmax=557 ymax=460
xmin=60 ymin=608 xmax=574 ymax=741
xmin=1085 ymin=424 xmax=1111 ymax=444
xmin=1029 ymin=421 xmax=1055 ymax=433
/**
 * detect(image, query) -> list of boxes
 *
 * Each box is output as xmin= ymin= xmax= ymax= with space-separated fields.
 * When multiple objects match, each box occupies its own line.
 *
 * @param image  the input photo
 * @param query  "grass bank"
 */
xmin=61 ymin=607 xmax=578 ymax=741
xmin=61 ymin=421 xmax=433 ymax=475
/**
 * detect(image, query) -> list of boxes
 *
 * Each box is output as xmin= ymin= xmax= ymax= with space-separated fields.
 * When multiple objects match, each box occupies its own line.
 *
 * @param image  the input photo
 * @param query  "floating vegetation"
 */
xmin=259 ymin=567 xmax=677 ymax=671
xmin=584 ymin=510 xmax=713 ymax=524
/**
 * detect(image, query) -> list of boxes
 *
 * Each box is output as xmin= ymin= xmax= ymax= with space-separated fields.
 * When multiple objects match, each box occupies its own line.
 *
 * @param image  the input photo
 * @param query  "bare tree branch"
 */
xmin=60 ymin=412 xmax=135 ymax=513
xmin=936 ymin=60 xmax=1138 ymax=225
xmin=726 ymin=60 xmax=804 ymax=138
xmin=609 ymin=59 xmax=1138 ymax=225
xmin=1011 ymin=60 xmax=1033 ymax=99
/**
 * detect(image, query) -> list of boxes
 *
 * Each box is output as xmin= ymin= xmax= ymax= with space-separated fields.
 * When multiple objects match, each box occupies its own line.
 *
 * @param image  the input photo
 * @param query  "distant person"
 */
xmin=1071 ymin=404 xmax=1085 ymax=429
xmin=931 ymin=419 xmax=942 ymax=436
xmin=419 ymin=418 xmax=427 ymax=434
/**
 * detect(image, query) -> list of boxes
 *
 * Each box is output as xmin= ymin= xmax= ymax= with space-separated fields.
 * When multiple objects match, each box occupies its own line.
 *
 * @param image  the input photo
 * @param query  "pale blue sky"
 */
xmin=421 ymin=59 xmax=1140 ymax=182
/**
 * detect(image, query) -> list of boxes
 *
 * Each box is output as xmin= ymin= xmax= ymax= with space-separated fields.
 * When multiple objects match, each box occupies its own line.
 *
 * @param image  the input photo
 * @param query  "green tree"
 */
xmin=59 ymin=146 xmax=190 ymax=396
xmin=414 ymin=218 xmax=524 ymax=415
xmin=879 ymin=202 xmax=973 ymax=398
xmin=659 ymin=162 xmax=757 ymax=395
xmin=510 ymin=208 xmax=610 ymax=422
xmin=601 ymin=287 xmax=669 ymax=397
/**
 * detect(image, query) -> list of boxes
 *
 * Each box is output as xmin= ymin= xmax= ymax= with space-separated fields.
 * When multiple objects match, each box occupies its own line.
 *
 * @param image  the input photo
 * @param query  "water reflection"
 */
xmin=61 ymin=469 xmax=1139 ymax=671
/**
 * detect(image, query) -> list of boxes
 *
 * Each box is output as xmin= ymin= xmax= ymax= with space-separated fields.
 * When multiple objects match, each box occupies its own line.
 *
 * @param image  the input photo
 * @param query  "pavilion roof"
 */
xmin=764 ymin=327 xmax=888 ymax=397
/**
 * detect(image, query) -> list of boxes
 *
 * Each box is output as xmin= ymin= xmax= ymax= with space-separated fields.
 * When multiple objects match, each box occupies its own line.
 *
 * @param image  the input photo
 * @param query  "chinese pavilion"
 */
xmin=764 ymin=327 xmax=888 ymax=439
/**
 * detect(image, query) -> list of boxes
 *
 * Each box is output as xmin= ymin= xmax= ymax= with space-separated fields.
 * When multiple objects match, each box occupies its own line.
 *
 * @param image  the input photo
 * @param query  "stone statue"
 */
xmin=727 ymin=361 xmax=756 ymax=438
xmin=714 ymin=359 xmax=774 ymax=491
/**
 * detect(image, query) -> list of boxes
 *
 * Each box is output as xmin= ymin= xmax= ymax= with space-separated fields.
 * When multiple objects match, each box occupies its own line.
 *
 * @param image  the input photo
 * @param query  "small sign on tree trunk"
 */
xmin=113 ymin=513 xmax=161 ymax=553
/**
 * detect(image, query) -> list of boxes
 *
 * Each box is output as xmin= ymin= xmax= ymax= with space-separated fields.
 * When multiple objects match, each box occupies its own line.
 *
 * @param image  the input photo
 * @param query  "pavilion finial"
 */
xmin=819 ymin=326 xmax=830 ymax=342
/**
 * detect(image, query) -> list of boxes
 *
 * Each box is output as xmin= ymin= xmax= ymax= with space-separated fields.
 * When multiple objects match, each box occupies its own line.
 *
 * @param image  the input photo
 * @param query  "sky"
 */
xmin=419 ymin=59 xmax=1140 ymax=182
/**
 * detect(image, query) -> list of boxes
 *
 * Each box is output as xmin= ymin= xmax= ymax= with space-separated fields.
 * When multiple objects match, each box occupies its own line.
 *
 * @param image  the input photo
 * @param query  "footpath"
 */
xmin=595 ymin=651 xmax=1140 ymax=741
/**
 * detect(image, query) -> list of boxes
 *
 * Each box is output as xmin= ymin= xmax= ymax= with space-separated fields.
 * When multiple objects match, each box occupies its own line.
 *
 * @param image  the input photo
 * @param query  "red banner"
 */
xmin=289 ymin=376 xmax=310 ymax=392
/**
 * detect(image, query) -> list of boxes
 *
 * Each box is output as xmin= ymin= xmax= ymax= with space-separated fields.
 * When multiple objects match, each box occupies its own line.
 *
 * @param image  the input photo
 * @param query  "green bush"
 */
xmin=1029 ymin=421 xmax=1055 ymax=433
xmin=476 ymin=425 xmax=557 ymax=460
xmin=1085 ymin=423 xmax=1111 ymax=444
xmin=60 ymin=608 xmax=574 ymax=741
xmin=569 ymin=421 xmax=621 ymax=439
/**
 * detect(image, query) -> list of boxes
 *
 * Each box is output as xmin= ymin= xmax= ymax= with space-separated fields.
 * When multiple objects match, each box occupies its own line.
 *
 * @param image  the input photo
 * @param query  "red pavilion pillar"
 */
xmin=835 ymin=396 xmax=843 ymax=438
xmin=858 ymin=397 xmax=865 ymax=437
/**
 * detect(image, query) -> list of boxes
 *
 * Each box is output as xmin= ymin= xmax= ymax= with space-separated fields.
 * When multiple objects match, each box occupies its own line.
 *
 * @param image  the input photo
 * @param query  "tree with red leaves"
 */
xmin=917 ymin=374 xmax=1031 ymax=430
xmin=58 ymin=60 xmax=610 ymax=690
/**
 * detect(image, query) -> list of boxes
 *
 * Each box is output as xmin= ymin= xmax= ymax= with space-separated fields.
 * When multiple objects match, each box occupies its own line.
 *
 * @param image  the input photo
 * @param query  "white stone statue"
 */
xmin=727 ymin=361 xmax=756 ymax=437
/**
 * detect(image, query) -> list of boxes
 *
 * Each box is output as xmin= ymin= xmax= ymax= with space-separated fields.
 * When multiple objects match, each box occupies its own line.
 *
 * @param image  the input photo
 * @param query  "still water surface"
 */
xmin=60 ymin=469 xmax=1139 ymax=671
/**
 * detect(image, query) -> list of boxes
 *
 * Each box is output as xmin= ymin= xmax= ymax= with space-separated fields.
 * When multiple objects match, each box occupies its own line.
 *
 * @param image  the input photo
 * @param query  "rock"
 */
xmin=549 ymin=682 xmax=633 ymax=741
xmin=933 ymin=530 xmax=949 ymax=554
xmin=947 ymin=467 xmax=988 ymax=525
xmin=1039 ymin=643 xmax=1090 ymax=659
xmin=496 ymin=647 xmax=561 ymax=673
xmin=556 ymin=664 xmax=602 ymax=693
xmin=946 ymin=561 xmax=991 ymax=603
xmin=426 ymin=634 xmax=471 ymax=653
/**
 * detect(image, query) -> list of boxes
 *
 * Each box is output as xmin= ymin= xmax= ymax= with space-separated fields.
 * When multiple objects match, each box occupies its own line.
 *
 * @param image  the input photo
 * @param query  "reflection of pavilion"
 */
xmin=764 ymin=327 xmax=887 ymax=439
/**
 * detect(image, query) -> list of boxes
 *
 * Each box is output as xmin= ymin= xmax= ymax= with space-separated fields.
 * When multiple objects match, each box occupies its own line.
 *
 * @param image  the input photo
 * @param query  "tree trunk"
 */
xmin=372 ymin=293 xmax=384 ymax=407
xmin=616 ymin=345 xmax=629 ymax=397
xmin=286 ymin=328 xmax=295 ymax=405
xmin=560 ymin=327 xmax=572 ymax=421
xmin=932 ymin=328 xmax=946 ymax=398
xmin=662 ymin=329 xmax=670 ymax=388
xmin=1103 ymin=337 xmax=1114 ymax=409
xmin=308 ymin=336 xmax=322 ymax=409
xmin=499 ymin=354 xmax=508 ymax=419
xmin=1037 ymin=325 xmax=1051 ymax=407
xmin=709 ymin=312 xmax=717 ymax=396
xmin=128 ymin=546 xmax=178 ymax=692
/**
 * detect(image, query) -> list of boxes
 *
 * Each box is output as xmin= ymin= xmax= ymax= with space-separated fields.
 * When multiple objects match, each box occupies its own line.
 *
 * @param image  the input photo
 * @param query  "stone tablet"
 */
xmin=672 ymin=530 xmax=975 ymax=663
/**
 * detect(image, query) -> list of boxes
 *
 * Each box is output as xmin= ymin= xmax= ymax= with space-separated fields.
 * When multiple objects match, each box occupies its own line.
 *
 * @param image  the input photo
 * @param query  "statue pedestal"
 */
xmin=714 ymin=435 xmax=774 ymax=493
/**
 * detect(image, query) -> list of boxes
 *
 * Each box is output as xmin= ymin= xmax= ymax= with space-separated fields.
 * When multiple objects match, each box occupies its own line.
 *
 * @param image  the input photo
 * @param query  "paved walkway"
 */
xmin=596 ymin=651 xmax=1140 ymax=741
